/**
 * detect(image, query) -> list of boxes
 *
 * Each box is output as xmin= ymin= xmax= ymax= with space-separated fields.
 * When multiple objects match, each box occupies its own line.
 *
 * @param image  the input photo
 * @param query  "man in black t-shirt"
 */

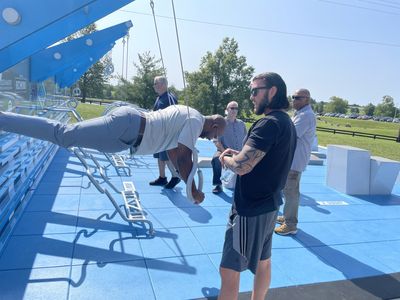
xmin=218 ymin=72 xmax=296 ymax=300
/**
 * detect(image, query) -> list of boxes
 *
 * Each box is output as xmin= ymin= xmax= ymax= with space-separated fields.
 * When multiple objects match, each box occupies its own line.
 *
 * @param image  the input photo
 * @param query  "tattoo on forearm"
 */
xmin=226 ymin=146 xmax=265 ymax=175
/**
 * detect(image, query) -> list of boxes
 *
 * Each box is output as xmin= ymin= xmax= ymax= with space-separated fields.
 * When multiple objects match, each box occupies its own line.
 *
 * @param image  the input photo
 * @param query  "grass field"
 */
xmin=317 ymin=116 xmax=399 ymax=136
xmin=317 ymin=117 xmax=400 ymax=161
xmin=317 ymin=131 xmax=400 ymax=161
xmin=76 ymin=103 xmax=105 ymax=119
xmin=76 ymin=103 xmax=400 ymax=161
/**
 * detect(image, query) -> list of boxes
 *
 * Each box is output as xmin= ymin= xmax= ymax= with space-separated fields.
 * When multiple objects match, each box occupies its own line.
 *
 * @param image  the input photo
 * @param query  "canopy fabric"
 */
xmin=30 ymin=21 xmax=132 ymax=83
xmin=0 ymin=0 xmax=135 ymax=72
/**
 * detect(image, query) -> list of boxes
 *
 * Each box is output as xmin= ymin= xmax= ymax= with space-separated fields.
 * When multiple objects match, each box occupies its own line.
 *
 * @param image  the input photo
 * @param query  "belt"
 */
xmin=133 ymin=114 xmax=146 ymax=148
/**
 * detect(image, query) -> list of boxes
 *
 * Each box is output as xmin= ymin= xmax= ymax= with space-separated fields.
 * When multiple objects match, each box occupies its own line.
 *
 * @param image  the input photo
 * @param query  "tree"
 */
xmin=375 ymin=95 xmax=396 ymax=117
xmin=314 ymin=101 xmax=325 ymax=114
xmin=350 ymin=106 xmax=360 ymax=114
xmin=325 ymin=96 xmax=348 ymax=113
xmin=64 ymin=23 xmax=97 ymax=41
xmin=364 ymin=103 xmax=375 ymax=116
xmin=309 ymin=98 xmax=325 ymax=114
xmin=103 ymin=83 xmax=116 ymax=100
xmin=119 ymin=52 xmax=164 ymax=109
xmin=185 ymin=38 xmax=254 ymax=116
xmin=78 ymin=60 xmax=106 ymax=100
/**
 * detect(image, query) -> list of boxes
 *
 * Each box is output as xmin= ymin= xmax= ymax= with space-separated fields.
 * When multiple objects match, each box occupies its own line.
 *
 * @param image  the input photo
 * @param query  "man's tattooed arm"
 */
xmin=222 ymin=145 xmax=266 ymax=176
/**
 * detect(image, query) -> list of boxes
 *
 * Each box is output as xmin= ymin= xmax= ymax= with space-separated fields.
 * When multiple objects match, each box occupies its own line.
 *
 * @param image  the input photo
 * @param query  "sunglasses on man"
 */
xmin=250 ymin=87 xmax=269 ymax=97
xmin=292 ymin=95 xmax=307 ymax=101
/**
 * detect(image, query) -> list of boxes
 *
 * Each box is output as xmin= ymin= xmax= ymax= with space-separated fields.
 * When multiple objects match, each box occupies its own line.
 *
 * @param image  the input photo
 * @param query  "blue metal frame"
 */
xmin=0 ymin=0 xmax=135 ymax=72
xmin=54 ymin=43 xmax=113 ymax=88
xmin=30 ymin=21 xmax=132 ymax=84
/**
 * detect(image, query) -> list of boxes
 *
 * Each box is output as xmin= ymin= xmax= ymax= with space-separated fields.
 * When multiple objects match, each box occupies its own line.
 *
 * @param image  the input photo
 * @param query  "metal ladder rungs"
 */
xmin=123 ymin=181 xmax=136 ymax=192
xmin=73 ymin=148 xmax=154 ymax=235
xmin=112 ymin=154 xmax=126 ymax=167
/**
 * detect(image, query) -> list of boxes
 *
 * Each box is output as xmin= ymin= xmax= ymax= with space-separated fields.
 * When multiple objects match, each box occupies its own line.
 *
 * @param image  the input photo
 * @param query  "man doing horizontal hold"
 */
xmin=0 ymin=105 xmax=226 ymax=204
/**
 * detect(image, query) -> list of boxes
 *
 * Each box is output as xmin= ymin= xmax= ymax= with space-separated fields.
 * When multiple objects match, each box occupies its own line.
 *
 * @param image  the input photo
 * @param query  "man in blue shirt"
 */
xmin=149 ymin=76 xmax=181 ymax=189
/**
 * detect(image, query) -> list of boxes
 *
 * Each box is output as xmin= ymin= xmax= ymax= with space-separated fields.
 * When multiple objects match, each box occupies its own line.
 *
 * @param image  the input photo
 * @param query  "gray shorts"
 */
xmin=220 ymin=207 xmax=278 ymax=274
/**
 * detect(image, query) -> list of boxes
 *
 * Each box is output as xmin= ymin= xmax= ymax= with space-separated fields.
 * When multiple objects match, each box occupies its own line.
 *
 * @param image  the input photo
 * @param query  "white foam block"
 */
xmin=370 ymin=156 xmax=400 ymax=195
xmin=326 ymin=145 xmax=370 ymax=195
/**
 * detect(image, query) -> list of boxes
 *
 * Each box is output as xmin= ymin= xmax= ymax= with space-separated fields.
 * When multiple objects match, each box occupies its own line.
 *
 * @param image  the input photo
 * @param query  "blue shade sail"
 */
xmin=30 ymin=21 xmax=132 ymax=83
xmin=55 ymin=43 xmax=115 ymax=88
xmin=0 ymin=0 xmax=135 ymax=72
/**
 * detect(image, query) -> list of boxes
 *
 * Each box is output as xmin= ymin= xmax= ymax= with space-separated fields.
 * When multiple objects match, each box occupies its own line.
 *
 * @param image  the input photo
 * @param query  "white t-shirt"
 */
xmin=136 ymin=105 xmax=205 ymax=155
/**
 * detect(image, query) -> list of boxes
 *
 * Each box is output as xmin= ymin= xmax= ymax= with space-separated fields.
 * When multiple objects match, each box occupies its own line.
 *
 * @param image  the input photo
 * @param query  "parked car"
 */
xmin=349 ymin=113 xmax=359 ymax=119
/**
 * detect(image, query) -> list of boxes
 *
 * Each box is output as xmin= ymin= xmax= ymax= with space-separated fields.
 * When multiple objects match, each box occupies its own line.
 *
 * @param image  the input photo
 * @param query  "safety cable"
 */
xmin=149 ymin=0 xmax=203 ymax=202
xmin=150 ymin=0 xmax=175 ymax=106
xmin=170 ymin=0 xmax=203 ymax=202
xmin=150 ymin=0 xmax=166 ymax=73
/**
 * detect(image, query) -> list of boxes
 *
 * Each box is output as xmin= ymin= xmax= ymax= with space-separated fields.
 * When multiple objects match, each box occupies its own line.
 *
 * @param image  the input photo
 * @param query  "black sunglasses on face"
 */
xmin=292 ymin=95 xmax=306 ymax=100
xmin=250 ymin=87 xmax=269 ymax=97
xmin=228 ymin=107 xmax=238 ymax=110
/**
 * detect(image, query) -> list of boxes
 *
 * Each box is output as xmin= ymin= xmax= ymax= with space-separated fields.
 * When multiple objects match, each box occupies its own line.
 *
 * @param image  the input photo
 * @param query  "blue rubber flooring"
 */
xmin=0 ymin=139 xmax=399 ymax=300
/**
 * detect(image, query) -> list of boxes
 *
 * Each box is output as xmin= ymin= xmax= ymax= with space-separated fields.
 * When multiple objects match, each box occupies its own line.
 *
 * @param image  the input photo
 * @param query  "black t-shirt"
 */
xmin=234 ymin=110 xmax=297 ymax=217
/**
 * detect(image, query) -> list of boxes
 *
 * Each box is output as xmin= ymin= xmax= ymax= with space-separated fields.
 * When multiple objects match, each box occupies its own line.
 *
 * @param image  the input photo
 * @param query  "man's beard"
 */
xmin=255 ymin=94 xmax=270 ymax=115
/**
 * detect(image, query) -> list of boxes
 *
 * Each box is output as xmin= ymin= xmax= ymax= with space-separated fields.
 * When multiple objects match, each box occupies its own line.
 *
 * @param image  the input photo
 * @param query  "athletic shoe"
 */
xmin=149 ymin=176 xmax=168 ymax=186
xmin=212 ymin=185 xmax=222 ymax=194
xmin=276 ymin=216 xmax=285 ymax=224
xmin=274 ymin=224 xmax=297 ymax=235
xmin=164 ymin=177 xmax=181 ymax=189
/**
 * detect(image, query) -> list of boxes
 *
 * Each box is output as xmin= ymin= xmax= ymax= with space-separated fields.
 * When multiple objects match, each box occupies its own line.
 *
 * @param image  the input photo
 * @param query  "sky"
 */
xmin=96 ymin=0 xmax=400 ymax=106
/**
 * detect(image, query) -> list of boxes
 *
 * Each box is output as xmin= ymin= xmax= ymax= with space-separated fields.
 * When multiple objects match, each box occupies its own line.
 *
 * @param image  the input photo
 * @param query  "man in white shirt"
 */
xmin=274 ymin=88 xmax=316 ymax=235
xmin=0 ymin=105 xmax=226 ymax=204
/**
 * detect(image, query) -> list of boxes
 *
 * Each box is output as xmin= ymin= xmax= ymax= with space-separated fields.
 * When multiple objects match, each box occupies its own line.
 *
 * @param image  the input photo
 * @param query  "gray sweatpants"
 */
xmin=0 ymin=106 xmax=142 ymax=153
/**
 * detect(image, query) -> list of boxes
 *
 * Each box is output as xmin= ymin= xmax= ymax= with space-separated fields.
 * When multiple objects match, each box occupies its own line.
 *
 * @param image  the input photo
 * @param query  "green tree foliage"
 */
xmin=103 ymin=83 xmax=116 ymax=100
xmin=350 ymin=106 xmax=360 ymax=114
xmin=309 ymin=98 xmax=325 ymax=114
xmin=364 ymin=103 xmax=375 ymax=116
xmin=314 ymin=101 xmax=325 ymax=114
xmin=325 ymin=96 xmax=349 ymax=113
xmin=78 ymin=60 xmax=107 ymax=100
xmin=374 ymin=95 xmax=396 ymax=117
xmin=184 ymin=38 xmax=254 ymax=116
xmin=114 ymin=52 xmax=164 ymax=109
xmin=65 ymin=24 xmax=97 ymax=41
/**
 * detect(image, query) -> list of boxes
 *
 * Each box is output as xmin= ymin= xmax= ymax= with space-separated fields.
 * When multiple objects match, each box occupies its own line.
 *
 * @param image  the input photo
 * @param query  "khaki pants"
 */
xmin=282 ymin=170 xmax=302 ymax=226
